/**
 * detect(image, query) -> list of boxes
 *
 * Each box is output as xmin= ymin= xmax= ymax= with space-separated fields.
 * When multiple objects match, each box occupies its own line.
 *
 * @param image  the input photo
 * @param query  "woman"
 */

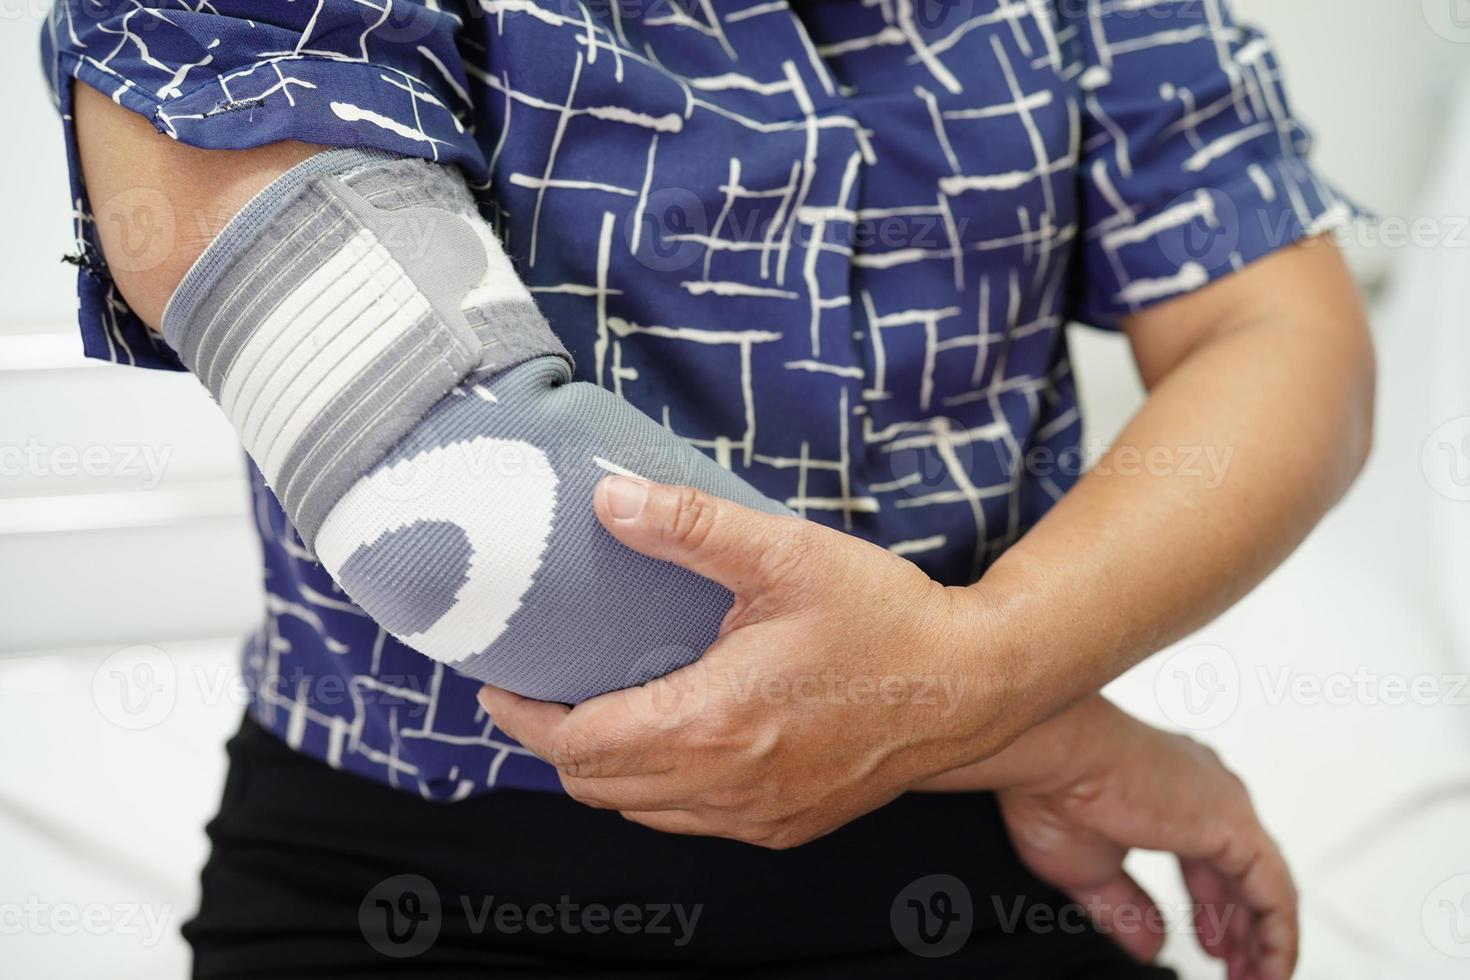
xmin=46 ymin=1 xmax=1373 ymax=977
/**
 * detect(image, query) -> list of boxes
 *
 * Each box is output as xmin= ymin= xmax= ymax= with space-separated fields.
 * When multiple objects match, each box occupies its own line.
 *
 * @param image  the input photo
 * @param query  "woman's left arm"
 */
xmin=965 ymin=234 xmax=1375 ymax=733
xmin=480 ymin=235 xmax=1374 ymax=848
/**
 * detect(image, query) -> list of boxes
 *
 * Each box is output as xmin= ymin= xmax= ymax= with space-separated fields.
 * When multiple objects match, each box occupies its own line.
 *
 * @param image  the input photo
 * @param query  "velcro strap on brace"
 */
xmin=160 ymin=149 xmax=571 ymax=548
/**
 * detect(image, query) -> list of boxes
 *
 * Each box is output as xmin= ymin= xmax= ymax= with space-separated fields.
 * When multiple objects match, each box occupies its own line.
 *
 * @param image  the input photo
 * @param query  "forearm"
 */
xmin=963 ymin=240 xmax=1376 ymax=737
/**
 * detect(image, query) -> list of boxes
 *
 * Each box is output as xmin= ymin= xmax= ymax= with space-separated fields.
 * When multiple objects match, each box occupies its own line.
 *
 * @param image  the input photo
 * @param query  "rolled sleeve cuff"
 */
xmin=44 ymin=4 xmax=484 ymax=371
xmin=57 ymin=50 xmax=485 ymax=176
xmin=1074 ymin=154 xmax=1366 ymax=330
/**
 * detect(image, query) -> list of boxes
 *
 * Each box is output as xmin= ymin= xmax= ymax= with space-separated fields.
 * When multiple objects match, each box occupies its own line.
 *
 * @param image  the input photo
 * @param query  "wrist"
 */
xmin=963 ymin=544 xmax=1129 ymax=733
xmin=941 ymin=568 xmax=1050 ymax=751
xmin=912 ymin=692 xmax=1119 ymax=793
xmin=1021 ymin=694 xmax=1128 ymax=792
xmin=908 ymin=579 xmax=1061 ymax=782
xmin=931 ymin=583 xmax=1022 ymax=761
xmin=909 ymin=562 xmax=1118 ymax=791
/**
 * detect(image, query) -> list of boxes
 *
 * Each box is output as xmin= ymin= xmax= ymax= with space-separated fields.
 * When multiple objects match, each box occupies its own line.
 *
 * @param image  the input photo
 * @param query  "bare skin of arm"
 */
xmin=971 ymin=235 xmax=1376 ymax=730
xmin=75 ymin=81 xmax=321 ymax=330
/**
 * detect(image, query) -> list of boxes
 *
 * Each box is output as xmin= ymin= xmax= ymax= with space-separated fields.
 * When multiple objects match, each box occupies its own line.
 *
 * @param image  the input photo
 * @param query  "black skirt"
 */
xmin=184 ymin=715 xmax=1178 ymax=979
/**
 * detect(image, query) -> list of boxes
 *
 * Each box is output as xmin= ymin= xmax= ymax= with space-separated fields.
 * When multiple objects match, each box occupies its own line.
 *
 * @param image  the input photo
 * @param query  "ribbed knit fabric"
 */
xmin=164 ymin=151 xmax=790 ymax=702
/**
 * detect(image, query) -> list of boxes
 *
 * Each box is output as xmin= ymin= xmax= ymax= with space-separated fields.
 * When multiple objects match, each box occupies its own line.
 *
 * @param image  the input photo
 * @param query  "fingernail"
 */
xmin=476 ymin=687 xmax=495 ymax=712
xmin=604 ymin=475 xmax=648 ymax=520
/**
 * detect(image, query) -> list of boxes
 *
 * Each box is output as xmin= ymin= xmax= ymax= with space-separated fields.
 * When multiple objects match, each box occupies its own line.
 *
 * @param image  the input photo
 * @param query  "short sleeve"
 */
xmin=1063 ymin=1 xmax=1361 ymax=329
xmin=40 ymin=0 xmax=483 ymax=369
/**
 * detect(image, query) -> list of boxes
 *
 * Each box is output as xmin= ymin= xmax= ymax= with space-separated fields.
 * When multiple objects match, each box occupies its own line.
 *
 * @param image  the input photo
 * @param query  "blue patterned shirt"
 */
xmin=43 ymin=0 xmax=1352 ymax=799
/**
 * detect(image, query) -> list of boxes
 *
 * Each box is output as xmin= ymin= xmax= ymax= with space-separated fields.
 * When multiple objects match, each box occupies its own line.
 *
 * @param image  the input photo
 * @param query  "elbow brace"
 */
xmin=162 ymin=149 xmax=789 ymax=703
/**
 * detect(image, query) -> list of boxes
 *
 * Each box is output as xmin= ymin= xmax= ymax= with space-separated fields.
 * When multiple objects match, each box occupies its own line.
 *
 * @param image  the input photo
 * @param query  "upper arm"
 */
xmin=1120 ymin=234 xmax=1372 ymax=389
xmin=74 ymin=82 xmax=321 ymax=331
xmin=47 ymin=2 xmax=480 ymax=366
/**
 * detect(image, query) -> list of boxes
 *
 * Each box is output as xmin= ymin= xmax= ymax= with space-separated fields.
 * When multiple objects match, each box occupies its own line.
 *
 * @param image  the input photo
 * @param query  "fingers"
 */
xmin=1067 ymin=873 xmax=1167 ymax=964
xmin=478 ymin=680 xmax=704 ymax=781
xmin=478 ymin=685 xmax=653 ymax=779
xmin=1183 ymin=858 xmax=1235 ymax=959
xmin=1233 ymin=837 xmax=1299 ymax=980
xmin=559 ymin=770 xmax=682 ymax=812
xmin=594 ymin=476 xmax=812 ymax=600
xmin=619 ymin=809 xmax=711 ymax=838
xmin=1184 ymin=827 xmax=1299 ymax=980
xmin=1186 ymin=860 xmax=1257 ymax=980
xmin=1205 ymin=816 xmax=1297 ymax=980
xmin=476 ymin=685 xmax=570 ymax=762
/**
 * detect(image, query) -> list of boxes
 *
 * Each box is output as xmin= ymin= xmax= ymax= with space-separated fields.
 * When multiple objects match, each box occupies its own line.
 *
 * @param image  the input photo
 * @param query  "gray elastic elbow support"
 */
xmin=162 ymin=149 xmax=790 ymax=703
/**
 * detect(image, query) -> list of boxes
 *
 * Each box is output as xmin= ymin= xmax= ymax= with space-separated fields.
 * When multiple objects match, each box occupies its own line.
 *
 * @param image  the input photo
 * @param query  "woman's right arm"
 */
xmin=75 ymin=82 xmax=792 ymax=705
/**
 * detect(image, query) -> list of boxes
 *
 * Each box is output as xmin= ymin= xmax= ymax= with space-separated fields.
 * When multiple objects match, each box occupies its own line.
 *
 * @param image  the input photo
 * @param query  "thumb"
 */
xmin=594 ymin=475 xmax=811 ymax=597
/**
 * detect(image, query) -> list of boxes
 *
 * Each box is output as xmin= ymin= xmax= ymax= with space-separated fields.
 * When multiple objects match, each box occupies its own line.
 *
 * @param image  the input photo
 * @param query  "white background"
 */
xmin=2 ymin=3 xmax=1469 ymax=977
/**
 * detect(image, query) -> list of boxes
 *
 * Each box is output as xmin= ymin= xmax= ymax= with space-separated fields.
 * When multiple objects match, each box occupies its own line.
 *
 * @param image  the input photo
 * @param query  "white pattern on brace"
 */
xmin=460 ymin=219 xmax=538 ymax=311
xmin=221 ymin=228 xmax=432 ymax=485
xmin=314 ymin=435 xmax=560 ymax=662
